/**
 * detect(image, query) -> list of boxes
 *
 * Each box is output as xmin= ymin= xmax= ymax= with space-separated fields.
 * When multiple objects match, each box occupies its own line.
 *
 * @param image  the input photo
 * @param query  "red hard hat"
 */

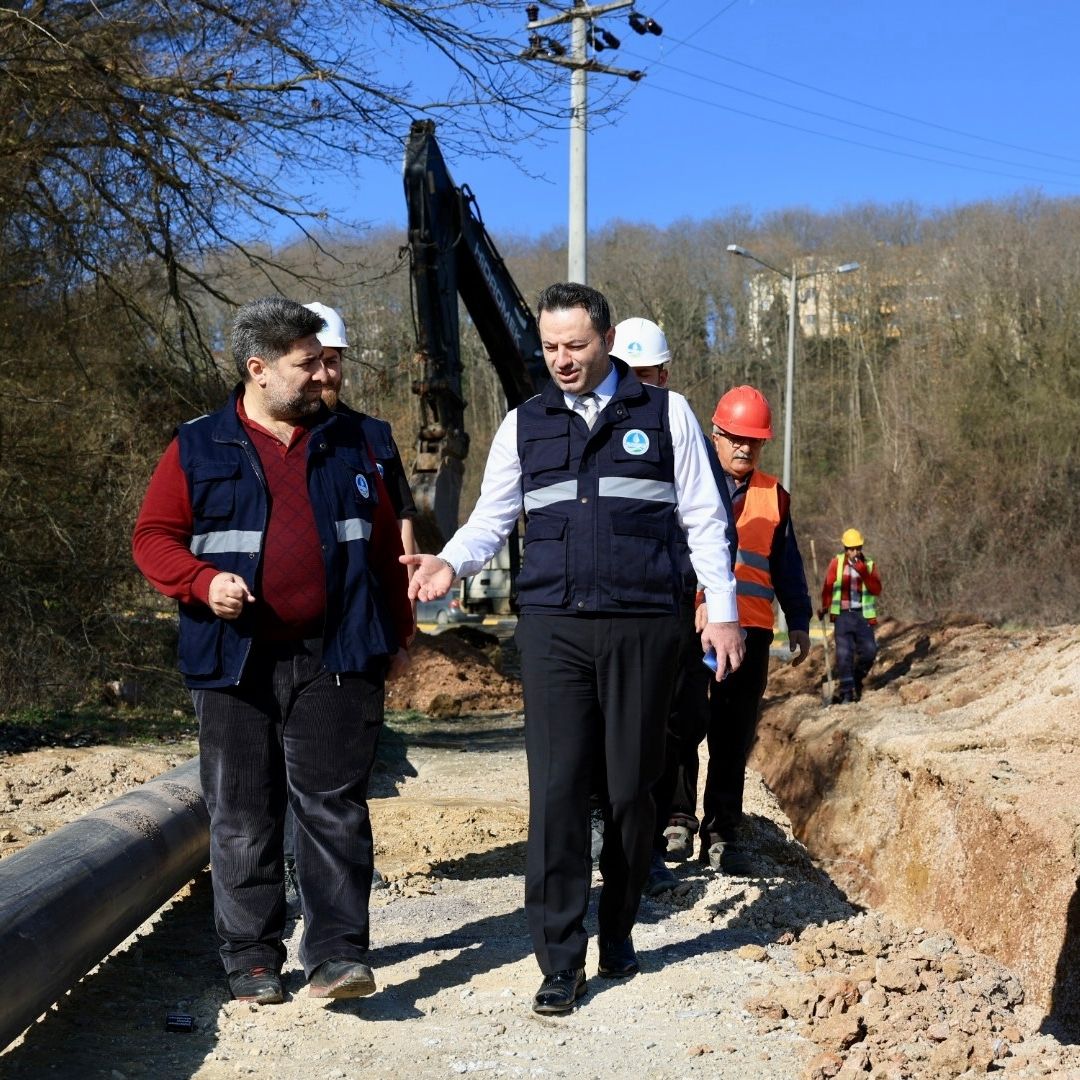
xmin=712 ymin=385 xmax=773 ymax=439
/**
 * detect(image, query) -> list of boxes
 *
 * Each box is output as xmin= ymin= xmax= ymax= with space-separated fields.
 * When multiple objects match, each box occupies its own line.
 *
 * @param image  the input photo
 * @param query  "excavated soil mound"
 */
xmin=385 ymin=627 xmax=523 ymax=716
xmin=756 ymin=616 xmax=1080 ymax=1042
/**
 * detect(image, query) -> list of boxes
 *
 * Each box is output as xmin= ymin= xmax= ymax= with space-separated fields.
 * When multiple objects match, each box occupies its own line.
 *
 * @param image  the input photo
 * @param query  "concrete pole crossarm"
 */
xmin=0 ymin=756 xmax=209 ymax=1051
xmin=526 ymin=0 xmax=633 ymax=29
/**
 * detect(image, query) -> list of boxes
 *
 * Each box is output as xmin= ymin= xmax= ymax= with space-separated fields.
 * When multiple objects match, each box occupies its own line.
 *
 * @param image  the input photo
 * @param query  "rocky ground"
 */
xmin=1 ymin=624 xmax=1079 ymax=1078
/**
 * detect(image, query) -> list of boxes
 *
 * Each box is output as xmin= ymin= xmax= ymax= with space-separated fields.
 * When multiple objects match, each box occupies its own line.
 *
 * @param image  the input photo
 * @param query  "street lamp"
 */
xmin=726 ymin=244 xmax=860 ymax=492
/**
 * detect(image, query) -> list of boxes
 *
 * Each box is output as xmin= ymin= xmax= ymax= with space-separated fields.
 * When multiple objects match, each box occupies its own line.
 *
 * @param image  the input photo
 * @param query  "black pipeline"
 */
xmin=0 ymin=756 xmax=208 ymax=1050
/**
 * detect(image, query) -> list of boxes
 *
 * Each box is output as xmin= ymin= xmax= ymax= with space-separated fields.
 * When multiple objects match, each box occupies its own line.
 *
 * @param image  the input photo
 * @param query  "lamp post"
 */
xmin=726 ymin=244 xmax=860 ymax=492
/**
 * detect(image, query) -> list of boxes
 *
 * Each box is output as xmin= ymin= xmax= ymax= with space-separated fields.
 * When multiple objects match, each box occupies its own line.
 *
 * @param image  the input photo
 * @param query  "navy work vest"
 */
xmin=514 ymin=362 xmax=682 ymax=614
xmin=338 ymin=402 xmax=397 ymax=475
xmin=175 ymin=387 xmax=394 ymax=688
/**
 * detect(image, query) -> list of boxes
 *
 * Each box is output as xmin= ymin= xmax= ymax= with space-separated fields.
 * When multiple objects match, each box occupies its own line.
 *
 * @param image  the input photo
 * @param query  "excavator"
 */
xmin=403 ymin=119 xmax=548 ymax=610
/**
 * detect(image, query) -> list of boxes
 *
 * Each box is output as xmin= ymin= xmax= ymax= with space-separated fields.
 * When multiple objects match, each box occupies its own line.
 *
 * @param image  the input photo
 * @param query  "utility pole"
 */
xmin=523 ymin=3 xmax=661 ymax=284
xmin=568 ymin=7 xmax=588 ymax=285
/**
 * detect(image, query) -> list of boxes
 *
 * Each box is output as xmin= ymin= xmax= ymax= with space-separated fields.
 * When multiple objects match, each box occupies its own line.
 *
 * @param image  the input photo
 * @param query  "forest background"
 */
xmin=2 ymin=1 xmax=1077 ymax=711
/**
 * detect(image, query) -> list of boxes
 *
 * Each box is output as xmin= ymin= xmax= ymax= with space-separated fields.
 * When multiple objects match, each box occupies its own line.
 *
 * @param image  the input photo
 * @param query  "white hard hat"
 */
xmin=610 ymin=317 xmax=671 ymax=367
xmin=303 ymin=302 xmax=348 ymax=349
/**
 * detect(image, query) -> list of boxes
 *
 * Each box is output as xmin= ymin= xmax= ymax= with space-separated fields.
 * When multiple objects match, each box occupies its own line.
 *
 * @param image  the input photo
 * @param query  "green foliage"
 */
xmin=0 ymin=706 xmax=197 ymax=754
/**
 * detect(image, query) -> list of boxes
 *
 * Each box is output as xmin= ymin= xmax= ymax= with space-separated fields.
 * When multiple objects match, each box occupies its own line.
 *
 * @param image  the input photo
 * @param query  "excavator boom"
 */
xmin=403 ymin=119 xmax=547 ymax=551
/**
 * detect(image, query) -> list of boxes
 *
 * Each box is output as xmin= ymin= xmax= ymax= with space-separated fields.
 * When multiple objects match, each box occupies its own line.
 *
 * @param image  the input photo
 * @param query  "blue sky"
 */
xmin=294 ymin=0 xmax=1080 ymax=240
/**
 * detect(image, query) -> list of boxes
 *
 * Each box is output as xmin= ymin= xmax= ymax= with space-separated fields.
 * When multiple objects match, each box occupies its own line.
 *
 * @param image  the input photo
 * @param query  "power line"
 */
xmin=619 ymin=50 xmax=1080 ymax=181
xmin=674 ymin=1 xmax=743 ymax=50
xmin=662 ymin=35 xmax=1080 ymax=167
xmin=643 ymin=81 xmax=1079 ymax=190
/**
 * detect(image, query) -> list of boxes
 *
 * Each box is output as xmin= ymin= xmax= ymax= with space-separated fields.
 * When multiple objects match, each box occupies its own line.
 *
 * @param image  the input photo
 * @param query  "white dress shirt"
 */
xmin=440 ymin=365 xmax=738 ymax=623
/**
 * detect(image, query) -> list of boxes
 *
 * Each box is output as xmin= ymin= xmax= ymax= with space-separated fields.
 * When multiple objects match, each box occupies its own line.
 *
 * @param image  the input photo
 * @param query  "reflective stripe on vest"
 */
xmin=734 ymin=471 xmax=781 ymax=629
xmin=597 ymin=476 xmax=676 ymax=503
xmin=523 ymin=479 xmax=578 ymax=511
xmin=523 ymin=476 xmax=677 ymax=511
xmin=190 ymin=530 xmax=262 ymax=556
xmin=335 ymin=518 xmax=373 ymax=543
xmin=735 ymin=548 xmax=770 ymax=571
xmin=830 ymin=554 xmax=877 ymax=618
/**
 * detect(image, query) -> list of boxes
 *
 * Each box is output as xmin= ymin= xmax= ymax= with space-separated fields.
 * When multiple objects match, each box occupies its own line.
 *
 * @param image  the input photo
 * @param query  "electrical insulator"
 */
xmin=601 ymin=29 xmax=621 ymax=48
xmin=526 ymin=4 xmax=539 ymax=21
xmin=628 ymin=11 xmax=647 ymax=34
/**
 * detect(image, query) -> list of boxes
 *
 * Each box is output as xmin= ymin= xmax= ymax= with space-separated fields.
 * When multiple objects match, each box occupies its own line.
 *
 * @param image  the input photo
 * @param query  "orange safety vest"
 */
xmin=733 ymin=470 xmax=781 ymax=630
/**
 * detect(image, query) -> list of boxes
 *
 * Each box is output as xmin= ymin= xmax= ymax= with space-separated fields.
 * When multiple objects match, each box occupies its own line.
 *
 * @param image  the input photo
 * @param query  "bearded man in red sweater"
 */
xmin=133 ymin=296 xmax=413 ymax=1006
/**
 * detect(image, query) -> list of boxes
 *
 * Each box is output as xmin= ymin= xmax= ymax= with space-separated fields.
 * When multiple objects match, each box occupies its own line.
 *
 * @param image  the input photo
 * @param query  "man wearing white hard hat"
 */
xmin=277 ymin=302 xmax=419 ymax=915
xmin=303 ymin=302 xmax=419 ymax=564
xmin=609 ymin=317 xmax=738 ymax=896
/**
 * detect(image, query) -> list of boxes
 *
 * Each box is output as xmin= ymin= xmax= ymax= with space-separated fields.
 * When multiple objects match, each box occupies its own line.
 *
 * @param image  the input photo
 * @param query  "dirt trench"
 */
xmin=756 ymin=618 xmax=1080 ymax=1042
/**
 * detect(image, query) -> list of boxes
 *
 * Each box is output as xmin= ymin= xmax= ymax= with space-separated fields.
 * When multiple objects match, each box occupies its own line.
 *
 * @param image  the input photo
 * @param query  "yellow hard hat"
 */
xmin=842 ymin=528 xmax=864 ymax=548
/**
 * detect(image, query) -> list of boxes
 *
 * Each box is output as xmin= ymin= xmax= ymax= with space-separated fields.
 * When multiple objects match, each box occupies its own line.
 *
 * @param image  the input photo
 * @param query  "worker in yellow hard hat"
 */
xmin=818 ymin=528 xmax=882 ymax=704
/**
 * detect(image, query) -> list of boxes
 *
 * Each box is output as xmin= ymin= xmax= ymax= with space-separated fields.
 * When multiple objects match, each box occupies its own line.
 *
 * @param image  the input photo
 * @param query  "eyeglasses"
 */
xmin=712 ymin=430 xmax=764 ymax=447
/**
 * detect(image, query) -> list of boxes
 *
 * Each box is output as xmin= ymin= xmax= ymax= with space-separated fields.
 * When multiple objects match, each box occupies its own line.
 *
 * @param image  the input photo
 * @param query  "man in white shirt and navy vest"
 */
xmin=403 ymin=282 xmax=744 ymax=1015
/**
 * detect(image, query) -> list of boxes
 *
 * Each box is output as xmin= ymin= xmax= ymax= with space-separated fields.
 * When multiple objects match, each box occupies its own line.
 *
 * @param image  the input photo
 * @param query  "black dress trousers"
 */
xmin=515 ymin=611 xmax=682 ymax=974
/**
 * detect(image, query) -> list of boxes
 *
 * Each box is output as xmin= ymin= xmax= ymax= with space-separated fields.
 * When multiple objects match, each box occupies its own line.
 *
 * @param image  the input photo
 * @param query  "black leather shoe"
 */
xmin=307 ymin=958 xmax=377 ymax=999
xmin=597 ymin=935 xmax=639 ymax=978
xmin=228 ymin=966 xmax=284 ymax=1005
xmin=532 ymin=968 xmax=587 ymax=1014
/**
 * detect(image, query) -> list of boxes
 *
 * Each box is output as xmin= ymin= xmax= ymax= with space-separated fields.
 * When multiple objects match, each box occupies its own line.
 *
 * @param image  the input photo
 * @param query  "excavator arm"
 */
xmin=403 ymin=119 xmax=547 ymax=552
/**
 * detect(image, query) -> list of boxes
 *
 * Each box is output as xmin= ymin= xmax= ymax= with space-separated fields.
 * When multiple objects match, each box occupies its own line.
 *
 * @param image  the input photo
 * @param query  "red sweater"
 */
xmin=133 ymin=403 xmax=413 ymax=649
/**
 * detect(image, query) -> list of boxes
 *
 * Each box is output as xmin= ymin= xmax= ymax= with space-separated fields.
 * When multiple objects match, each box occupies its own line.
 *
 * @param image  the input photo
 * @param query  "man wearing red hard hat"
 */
xmin=664 ymin=385 xmax=813 ymax=876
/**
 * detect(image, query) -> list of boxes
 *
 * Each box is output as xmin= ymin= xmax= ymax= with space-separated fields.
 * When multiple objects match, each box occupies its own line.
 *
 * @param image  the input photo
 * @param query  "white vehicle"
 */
xmin=458 ymin=535 xmax=521 ymax=617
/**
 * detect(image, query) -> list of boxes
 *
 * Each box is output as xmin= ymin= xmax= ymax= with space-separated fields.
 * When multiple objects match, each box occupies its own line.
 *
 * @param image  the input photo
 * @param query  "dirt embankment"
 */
xmin=758 ymin=617 xmax=1080 ymax=1042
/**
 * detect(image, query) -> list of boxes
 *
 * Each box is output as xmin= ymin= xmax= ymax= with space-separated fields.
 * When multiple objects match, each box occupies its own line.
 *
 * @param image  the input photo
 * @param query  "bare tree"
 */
xmin=0 ymin=0 xmax=566 ymax=380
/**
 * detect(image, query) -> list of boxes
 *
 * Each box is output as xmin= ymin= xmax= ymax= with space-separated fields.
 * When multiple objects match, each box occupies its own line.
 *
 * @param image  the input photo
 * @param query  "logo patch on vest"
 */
xmin=376 ymin=462 xmax=385 ymax=478
xmin=355 ymin=474 xmax=370 ymax=499
xmin=622 ymin=429 xmax=650 ymax=455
